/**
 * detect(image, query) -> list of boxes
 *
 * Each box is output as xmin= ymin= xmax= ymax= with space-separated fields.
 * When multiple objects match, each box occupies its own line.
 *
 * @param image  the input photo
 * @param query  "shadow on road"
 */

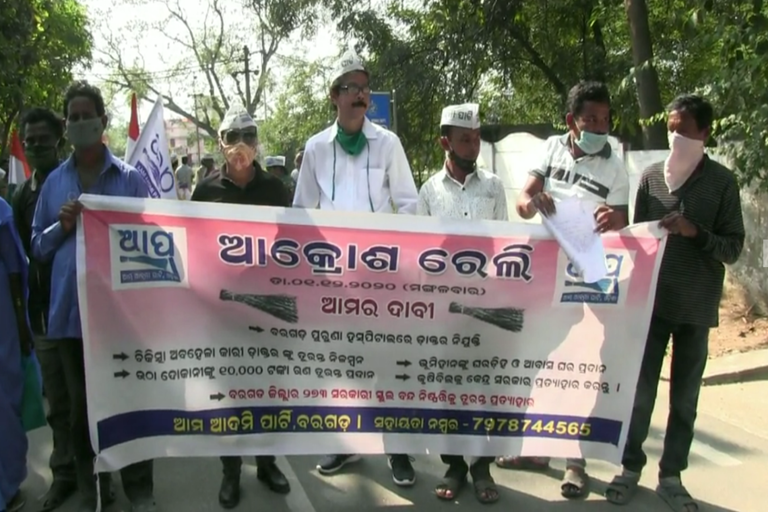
xmin=648 ymin=424 xmax=753 ymax=457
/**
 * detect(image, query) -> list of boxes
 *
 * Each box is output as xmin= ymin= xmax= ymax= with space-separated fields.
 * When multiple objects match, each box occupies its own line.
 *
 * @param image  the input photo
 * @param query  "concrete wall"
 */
xmin=480 ymin=135 xmax=768 ymax=310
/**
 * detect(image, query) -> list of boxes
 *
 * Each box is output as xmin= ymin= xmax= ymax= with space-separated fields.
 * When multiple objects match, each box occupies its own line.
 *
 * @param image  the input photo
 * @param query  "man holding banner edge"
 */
xmin=418 ymin=102 xmax=507 ymax=504
xmin=192 ymin=103 xmax=293 ymax=509
xmin=497 ymin=80 xmax=630 ymax=499
xmin=31 ymin=81 xmax=157 ymax=512
xmin=293 ymin=47 xmax=420 ymax=486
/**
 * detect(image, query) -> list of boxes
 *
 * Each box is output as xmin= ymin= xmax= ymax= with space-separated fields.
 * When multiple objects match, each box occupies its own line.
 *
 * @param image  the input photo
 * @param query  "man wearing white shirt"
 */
xmin=293 ymin=47 xmax=419 ymax=486
xmin=419 ymin=103 xmax=505 ymax=505
xmin=292 ymin=51 xmax=418 ymax=214
xmin=495 ymin=80 xmax=629 ymax=500
xmin=418 ymin=104 xmax=507 ymax=221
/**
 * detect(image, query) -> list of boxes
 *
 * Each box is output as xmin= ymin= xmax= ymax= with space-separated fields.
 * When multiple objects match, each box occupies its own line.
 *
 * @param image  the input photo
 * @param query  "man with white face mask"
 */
xmin=293 ymin=47 xmax=419 ymax=487
xmin=497 ymin=81 xmax=630 ymax=499
xmin=192 ymin=104 xmax=292 ymax=509
xmin=604 ymin=95 xmax=745 ymax=512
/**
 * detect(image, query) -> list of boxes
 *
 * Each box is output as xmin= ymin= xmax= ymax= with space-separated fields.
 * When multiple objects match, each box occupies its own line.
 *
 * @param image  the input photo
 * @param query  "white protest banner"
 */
xmin=76 ymin=195 xmax=666 ymax=471
xmin=128 ymin=96 xmax=177 ymax=199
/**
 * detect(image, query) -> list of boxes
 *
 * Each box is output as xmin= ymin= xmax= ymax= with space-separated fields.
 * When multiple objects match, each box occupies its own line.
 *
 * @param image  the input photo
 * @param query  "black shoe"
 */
xmin=218 ymin=476 xmax=240 ymax=509
xmin=41 ymin=480 xmax=77 ymax=511
xmin=388 ymin=455 xmax=416 ymax=487
xmin=257 ymin=462 xmax=291 ymax=494
xmin=316 ymin=454 xmax=361 ymax=475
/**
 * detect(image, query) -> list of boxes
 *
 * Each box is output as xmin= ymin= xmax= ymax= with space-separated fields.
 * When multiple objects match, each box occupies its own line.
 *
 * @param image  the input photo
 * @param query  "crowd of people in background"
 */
xmin=0 ymin=45 xmax=744 ymax=512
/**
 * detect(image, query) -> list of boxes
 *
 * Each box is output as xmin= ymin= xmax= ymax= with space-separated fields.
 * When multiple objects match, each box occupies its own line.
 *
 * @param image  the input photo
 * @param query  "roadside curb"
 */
xmin=660 ymin=348 xmax=768 ymax=386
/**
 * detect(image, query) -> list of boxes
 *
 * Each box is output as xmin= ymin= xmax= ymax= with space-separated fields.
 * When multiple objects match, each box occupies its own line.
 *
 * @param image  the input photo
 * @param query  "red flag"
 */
xmin=8 ymin=130 xmax=31 ymax=184
xmin=126 ymin=92 xmax=140 ymax=159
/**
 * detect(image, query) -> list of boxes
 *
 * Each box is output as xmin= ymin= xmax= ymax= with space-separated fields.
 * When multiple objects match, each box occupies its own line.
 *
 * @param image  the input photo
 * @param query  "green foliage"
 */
xmin=101 ymin=0 xmax=325 ymax=139
xmin=0 ymin=0 xmax=92 ymax=153
xmin=702 ymin=0 xmax=768 ymax=189
xmin=259 ymin=57 xmax=335 ymax=162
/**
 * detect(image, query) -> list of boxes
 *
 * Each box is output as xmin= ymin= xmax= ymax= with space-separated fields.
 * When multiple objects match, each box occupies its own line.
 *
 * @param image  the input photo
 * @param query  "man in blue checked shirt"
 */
xmin=31 ymin=81 xmax=156 ymax=512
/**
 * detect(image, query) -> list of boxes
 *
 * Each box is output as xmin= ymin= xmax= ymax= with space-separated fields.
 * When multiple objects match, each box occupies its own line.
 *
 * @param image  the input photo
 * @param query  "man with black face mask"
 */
xmin=417 ymin=103 xmax=507 ymax=222
xmin=31 ymin=81 xmax=156 ymax=512
xmin=417 ymin=104 xmax=506 ymax=505
xmin=11 ymin=107 xmax=80 ymax=512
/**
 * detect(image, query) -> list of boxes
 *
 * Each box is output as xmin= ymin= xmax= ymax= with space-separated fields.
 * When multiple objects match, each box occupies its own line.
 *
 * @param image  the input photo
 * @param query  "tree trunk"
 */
xmin=624 ymin=0 xmax=667 ymax=149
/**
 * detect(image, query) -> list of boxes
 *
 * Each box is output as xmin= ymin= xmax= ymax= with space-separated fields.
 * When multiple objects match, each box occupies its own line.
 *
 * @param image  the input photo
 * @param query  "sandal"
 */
xmin=471 ymin=463 xmax=500 ymax=504
xmin=561 ymin=466 xmax=590 ymax=499
xmin=495 ymin=456 xmax=550 ymax=471
xmin=656 ymin=477 xmax=699 ymax=512
xmin=435 ymin=464 xmax=468 ymax=501
xmin=473 ymin=478 xmax=500 ymax=504
xmin=605 ymin=472 xmax=641 ymax=505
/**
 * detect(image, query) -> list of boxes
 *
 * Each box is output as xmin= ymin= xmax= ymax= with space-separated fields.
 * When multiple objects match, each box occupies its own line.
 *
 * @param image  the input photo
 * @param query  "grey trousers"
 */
xmin=35 ymin=337 xmax=76 ymax=484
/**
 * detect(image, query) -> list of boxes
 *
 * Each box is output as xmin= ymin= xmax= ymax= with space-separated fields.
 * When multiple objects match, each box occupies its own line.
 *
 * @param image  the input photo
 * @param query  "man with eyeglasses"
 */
xmin=191 ymin=104 xmax=292 ymax=510
xmin=292 ymin=48 xmax=419 ymax=486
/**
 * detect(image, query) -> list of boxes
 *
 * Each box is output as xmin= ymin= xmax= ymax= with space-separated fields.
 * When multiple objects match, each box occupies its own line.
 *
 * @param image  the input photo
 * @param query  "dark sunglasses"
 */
xmin=223 ymin=130 xmax=258 ymax=145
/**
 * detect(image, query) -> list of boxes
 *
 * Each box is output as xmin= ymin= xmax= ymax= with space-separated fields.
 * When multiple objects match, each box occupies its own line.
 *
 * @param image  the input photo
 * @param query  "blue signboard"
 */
xmin=368 ymin=92 xmax=391 ymax=128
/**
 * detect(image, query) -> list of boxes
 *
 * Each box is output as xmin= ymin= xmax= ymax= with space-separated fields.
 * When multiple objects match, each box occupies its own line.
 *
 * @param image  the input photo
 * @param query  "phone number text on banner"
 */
xmin=75 ymin=195 xmax=666 ymax=471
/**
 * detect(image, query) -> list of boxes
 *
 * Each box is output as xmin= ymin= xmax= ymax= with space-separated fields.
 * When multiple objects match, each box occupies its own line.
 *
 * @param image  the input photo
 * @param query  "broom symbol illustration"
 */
xmin=448 ymin=302 xmax=524 ymax=333
xmin=220 ymin=289 xmax=299 ymax=324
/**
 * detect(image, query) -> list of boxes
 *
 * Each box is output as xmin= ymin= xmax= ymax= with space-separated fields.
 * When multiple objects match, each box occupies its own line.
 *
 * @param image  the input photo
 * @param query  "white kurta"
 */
xmin=292 ymin=118 xmax=418 ymax=213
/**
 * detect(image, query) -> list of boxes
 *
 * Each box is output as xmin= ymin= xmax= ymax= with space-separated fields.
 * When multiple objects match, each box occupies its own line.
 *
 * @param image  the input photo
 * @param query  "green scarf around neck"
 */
xmin=335 ymin=123 xmax=367 ymax=156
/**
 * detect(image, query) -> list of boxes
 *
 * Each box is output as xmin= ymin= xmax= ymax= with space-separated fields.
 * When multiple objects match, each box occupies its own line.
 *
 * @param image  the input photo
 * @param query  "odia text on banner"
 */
xmin=75 ymin=195 xmax=666 ymax=471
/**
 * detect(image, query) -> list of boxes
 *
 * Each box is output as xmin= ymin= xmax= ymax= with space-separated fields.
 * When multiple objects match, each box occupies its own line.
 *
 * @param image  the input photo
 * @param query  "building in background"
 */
xmin=165 ymin=118 xmax=214 ymax=165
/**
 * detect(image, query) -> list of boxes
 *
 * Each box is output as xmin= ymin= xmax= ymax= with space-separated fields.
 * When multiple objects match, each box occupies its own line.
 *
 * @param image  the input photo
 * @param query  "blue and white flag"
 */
xmin=128 ymin=96 xmax=177 ymax=200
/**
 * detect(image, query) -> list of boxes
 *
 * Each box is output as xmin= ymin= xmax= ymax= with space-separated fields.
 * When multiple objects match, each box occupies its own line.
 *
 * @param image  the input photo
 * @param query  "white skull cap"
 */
xmin=265 ymin=156 xmax=286 ymax=167
xmin=332 ymin=47 xmax=367 ymax=84
xmin=219 ymin=100 xmax=257 ymax=134
xmin=440 ymin=103 xmax=481 ymax=130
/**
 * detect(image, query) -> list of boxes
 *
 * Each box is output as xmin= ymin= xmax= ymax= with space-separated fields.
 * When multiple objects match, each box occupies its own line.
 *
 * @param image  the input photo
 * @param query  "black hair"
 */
xmin=181 ymin=155 xmax=189 ymax=165
xmin=666 ymin=94 xmax=714 ymax=131
xmin=63 ymin=80 xmax=106 ymax=118
xmin=20 ymin=108 xmax=64 ymax=139
xmin=567 ymin=81 xmax=611 ymax=117
xmin=440 ymin=125 xmax=453 ymax=138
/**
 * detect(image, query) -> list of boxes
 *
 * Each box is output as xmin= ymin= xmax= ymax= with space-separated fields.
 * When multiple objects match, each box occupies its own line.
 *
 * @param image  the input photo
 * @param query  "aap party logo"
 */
xmin=553 ymin=249 xmax=635 ymax=306
xmin=109 ymin=224 xmax=189 ymax=290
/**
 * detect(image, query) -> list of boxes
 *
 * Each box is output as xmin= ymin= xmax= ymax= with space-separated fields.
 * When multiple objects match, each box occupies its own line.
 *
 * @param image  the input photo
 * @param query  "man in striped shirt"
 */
xmin=496 ymin=81 xmax=630 ymax=499
xmin=605 ymin=94 xmax=745 ymax=512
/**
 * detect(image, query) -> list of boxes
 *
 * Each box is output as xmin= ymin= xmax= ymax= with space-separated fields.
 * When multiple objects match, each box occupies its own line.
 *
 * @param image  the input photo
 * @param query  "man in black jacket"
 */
xmin=193 ymin=105 xmax=292 ymax=510
xmin=12 ymin=107 xmax=77 ymax=511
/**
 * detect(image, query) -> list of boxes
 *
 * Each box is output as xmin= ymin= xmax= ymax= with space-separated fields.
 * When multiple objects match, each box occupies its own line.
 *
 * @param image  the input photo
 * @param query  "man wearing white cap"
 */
xmin=418 ymin=103 xmax=507 ymax=221
xmin=265 ymin=155 xmax=294 ymax=200
xmin=292 ymin=47 xmax=418 ymax=214
xmin=293 ymin=47 xmax=419 ymax=486
xmin=418 ymin=103 xmax=504 ymax=504
xmin=192 ymin=103 xmax=292 ymax=509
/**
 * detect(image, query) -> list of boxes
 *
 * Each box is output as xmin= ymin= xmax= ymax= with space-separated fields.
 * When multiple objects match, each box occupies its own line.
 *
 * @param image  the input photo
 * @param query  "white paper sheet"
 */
xmin=541 ymin=197 xmax=607 ymax=283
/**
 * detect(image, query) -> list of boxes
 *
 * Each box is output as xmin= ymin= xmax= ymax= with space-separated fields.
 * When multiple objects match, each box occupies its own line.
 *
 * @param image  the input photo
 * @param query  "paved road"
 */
xmin=19 ymin=381 xmax=767 ymax=512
